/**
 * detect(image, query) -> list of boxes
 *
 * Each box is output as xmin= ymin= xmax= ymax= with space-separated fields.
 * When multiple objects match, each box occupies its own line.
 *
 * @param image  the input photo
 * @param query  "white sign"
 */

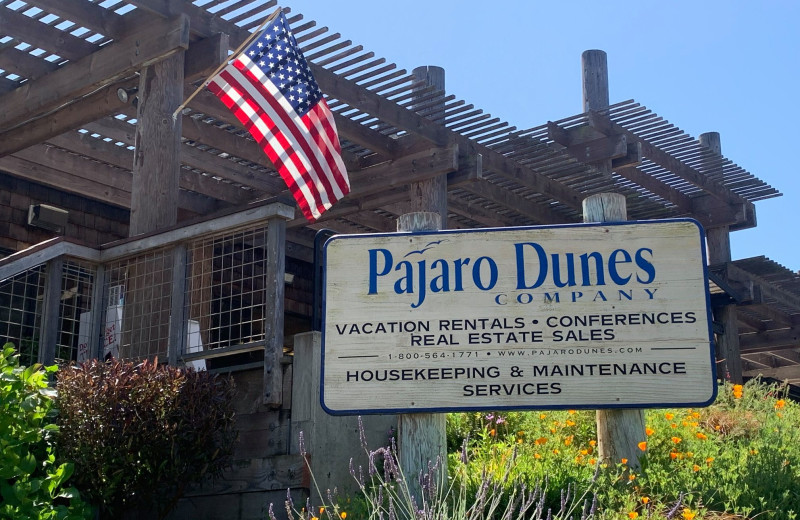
xmin=321 ymin=219 xmax=716 ymax=415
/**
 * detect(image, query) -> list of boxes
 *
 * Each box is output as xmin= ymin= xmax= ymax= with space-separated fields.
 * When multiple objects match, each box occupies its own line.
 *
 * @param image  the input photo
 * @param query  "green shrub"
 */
xmin=444 ymin=380 xmax=800 ymax=519
xmin=56 ymin=358 xmax=238 ymax=518
xmin=0 ymin=344 xmax=91 ymax=520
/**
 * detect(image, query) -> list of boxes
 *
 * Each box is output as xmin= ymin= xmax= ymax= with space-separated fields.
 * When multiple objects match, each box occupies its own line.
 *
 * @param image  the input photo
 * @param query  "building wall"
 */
xmin=0 ymin=173 xmax=130 ymax=253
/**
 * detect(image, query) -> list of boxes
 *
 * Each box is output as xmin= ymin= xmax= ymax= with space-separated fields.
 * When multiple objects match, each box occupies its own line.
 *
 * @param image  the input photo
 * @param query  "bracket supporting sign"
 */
xmin=321 ymin=219 xmax=716 ymax=415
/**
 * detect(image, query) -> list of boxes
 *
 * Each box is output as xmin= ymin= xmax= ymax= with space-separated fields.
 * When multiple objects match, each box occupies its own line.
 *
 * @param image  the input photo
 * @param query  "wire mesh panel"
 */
xmin=103 ymin=248 xmax=174 ymax=363
xmin=0 ymin=264 xmax=46 ymax=366
xmin=56 ymin=261 xmax=96 ymax=363
xmin=185 ymin=224 xmax=271 ymax=365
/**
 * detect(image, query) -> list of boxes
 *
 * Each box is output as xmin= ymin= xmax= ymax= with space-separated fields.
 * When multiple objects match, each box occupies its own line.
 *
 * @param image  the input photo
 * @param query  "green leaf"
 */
xmin=19 ymin=451 xmax=36 ymax=475
xmin=0 ymin=480 xmax=19 ymax=506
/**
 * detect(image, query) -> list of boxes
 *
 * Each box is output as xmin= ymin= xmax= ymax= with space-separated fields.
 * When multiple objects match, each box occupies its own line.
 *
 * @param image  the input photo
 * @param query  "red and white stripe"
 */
xmin=208 ymin=55 xmax=349 ymax=221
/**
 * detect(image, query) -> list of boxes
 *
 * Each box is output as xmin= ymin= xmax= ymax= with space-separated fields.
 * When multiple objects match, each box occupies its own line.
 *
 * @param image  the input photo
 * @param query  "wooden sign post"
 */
xmin=397 ymin=65 xmax=448 ymax=504
xmin=582 ymin=50 xmax=646 ymax=468
xmin=583 ymin=193 xmax=647 ymax=467
xmin=396 ymin=212 xmax=447 ymax=504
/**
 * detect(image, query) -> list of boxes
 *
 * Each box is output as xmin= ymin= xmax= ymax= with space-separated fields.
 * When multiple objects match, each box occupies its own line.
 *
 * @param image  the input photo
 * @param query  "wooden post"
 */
xmin=582 ymin=50 xmax=612 ymax=172
xmin=123 ymin=51 xmax=185 ymax=360
xmin=405 ymin=66 xmax=448 ymax=224
xmin=167 ymin=244 xmax=188 ymax=367
xmin=397 ymin=212 xmax=447 ymax=504
xmin=582 ymin=51 xmax=646 ymax=469
xmin=397 ymin=65 xmax=448 ymax=504
xmin=88 ymin=264 xmax=107 ymax=360
xmin=582 ymin=50 xmax=609 ymax=112
xmin=700 ymin=132 xmax=742 ymax=383
xmin=263 ymin=215 xmax=287 ymax=407
xmin=38 ymin=257 xmax=63 ymax=365
xmin=129 ymin=51 xmax=184 ymax=236
xmin=584 ymin=194 xmax=647 ymax=468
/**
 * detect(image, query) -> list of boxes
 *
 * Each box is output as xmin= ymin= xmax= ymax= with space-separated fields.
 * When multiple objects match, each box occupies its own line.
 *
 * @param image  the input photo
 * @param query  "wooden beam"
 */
xmin=340 ymin=211 xmax=397 ymax=232
xmin=23 ymin=0 xmax=131 ymax=39
xmin=82 ymin=116 xmax=279 ymax=197
xmin=0 ymin=77 xmax=18 ymax=94
xmin=740 ymin=352 xmax=777 ymax=369
xmin=183 ymin=32 xmax=229 ymax=83
xmin=583 ymin=110 xmax=755 ymax=228
xmin=0 ymin=47 xmax=59 ymax=80
xmin=0 ymin=153 xmax=131 ymax=208
xmin=740 ymin=326 xmax=800 ymax=353
xmin=448 ymin=198 xmax=516 ymax=228
xmin=639 ymin=140 xmax=747 ymax=207
xmin=288 ymin=186 xmax=410 ymax=228
xmin=2 ymin=146 xmax=220 ymax=215
xmin=179 ymin=117 xmax=286 ymax=192
xmin=725 ymin=262 xmax=800 ymax=312
xmin=0 ymin=14 xmax=190 ymax=133
xmin=0 ymin=78 xmax=136 ymax=158
xmin=47 ymin=132 xmax=133 ymax=170
xmin=330 ymin=113 xmax=401 ymax=157
xmin=0 ymin=9 xmax=96 ymax=61
xmin=347 ymin=146 xmax=458 ymax=199
xmin=739 ymin=303 xmax=795 ymax=328
xmin=743 ymin=365 xmax=800 ymax=381
xmin=768 ymin=350 xmax=800 ymax=368
xmin=614 ymin=164 xmax=694 ymax=213
xmin=0 ymin=31 xmax=230 ymax=158
xmin=737 ymin=312 xmax=768 ymax=333
xmin=460 ymin=180 xmax=561 ymax=225
xmin=44 ymin=132 xmax=253 ymax=205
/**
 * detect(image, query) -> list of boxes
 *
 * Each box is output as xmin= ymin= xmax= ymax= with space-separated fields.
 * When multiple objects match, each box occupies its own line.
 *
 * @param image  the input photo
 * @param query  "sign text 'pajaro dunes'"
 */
xmin=321 ymin=219 xmax=716 ymax=415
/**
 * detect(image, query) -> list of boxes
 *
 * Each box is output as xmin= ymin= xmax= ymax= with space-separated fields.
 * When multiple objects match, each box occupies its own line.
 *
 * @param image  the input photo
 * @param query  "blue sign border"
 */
xmin=320 ymin=218 xmax=718 ymax=416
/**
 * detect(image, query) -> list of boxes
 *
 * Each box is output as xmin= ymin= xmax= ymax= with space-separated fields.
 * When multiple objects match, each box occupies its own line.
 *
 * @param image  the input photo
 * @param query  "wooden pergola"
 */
xmin=1 ymin=0 xmax=799 ymax=383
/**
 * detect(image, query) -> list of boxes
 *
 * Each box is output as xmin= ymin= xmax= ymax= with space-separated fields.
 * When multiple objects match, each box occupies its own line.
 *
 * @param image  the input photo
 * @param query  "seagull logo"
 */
xmin=403 ymin=239 xmax=448 ymax=258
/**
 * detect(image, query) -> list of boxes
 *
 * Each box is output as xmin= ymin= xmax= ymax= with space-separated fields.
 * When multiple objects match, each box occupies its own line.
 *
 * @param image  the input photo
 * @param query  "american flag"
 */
xmin=207 ymin=12 xmax=350 ymax=221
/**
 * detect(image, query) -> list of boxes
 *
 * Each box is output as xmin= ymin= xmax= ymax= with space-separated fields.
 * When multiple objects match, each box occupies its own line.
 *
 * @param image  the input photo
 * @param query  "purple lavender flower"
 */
xmin=358 ymin=416 xmax=367 ymax=450
xmin=665 ymin=492 xmax=685 ymax=519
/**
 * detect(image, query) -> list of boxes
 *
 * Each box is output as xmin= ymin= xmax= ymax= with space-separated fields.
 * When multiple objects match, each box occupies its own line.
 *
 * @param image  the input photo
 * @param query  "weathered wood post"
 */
xmin=130 ymin=51 xmax=184 ymax=236
xmin=123 ymin=50 xmax=186 ymax=360
xmin=582 ymin=50 xmax=646 ymax=468
xmin=582 ymin=50 xmax=612 ymax=173
xmin=397 ymin=65 xmax=448 ymax=504
xmin=38 ymin=257 xmax=64 ymax=365
xmin=583 ymin=194 xmax=647 ymax=467
xmin=700 ymin=132 xmax=743 ymax=383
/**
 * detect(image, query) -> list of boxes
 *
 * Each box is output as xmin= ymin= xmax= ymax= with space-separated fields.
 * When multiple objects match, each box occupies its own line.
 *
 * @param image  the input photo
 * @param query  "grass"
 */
xmin=276 ymin=379 xmax=800 ymax=519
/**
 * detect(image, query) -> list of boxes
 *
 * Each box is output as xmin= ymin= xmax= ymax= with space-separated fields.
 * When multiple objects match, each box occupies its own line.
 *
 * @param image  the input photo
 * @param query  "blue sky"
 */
xmin=290 ymin=0 xmax=799 ymax=271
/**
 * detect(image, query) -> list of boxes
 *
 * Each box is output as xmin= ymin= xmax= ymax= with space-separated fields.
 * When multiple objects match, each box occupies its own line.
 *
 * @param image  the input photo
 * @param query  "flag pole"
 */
xmin=172 ymin=6 xmax=284 ymax=120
